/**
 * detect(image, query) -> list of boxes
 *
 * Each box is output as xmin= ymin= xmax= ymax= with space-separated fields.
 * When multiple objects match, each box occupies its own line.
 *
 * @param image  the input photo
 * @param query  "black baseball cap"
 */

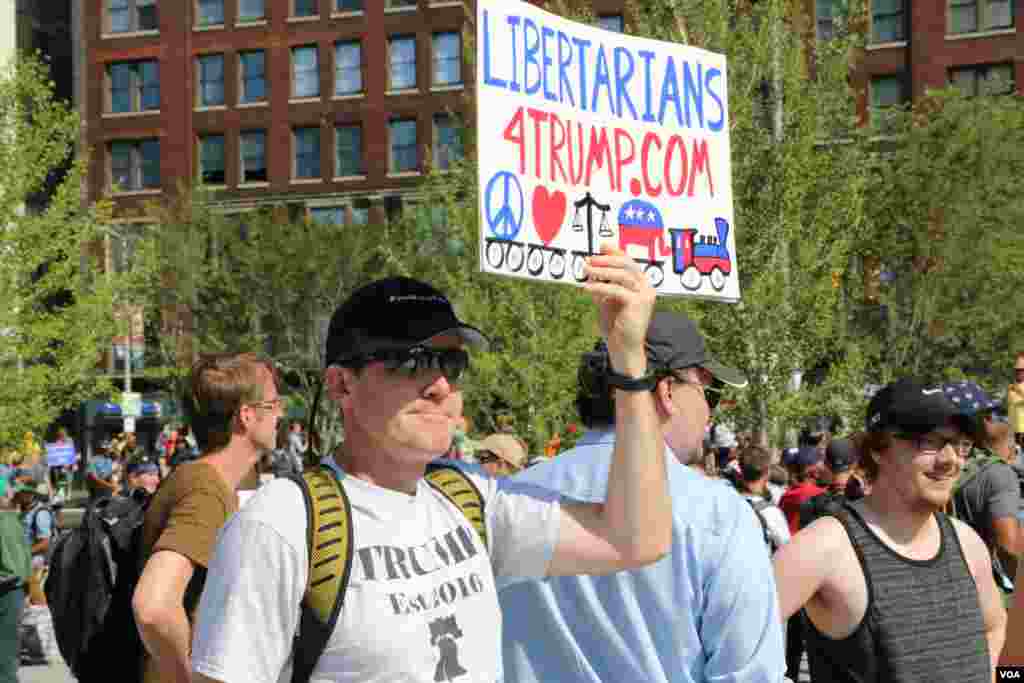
xmin=324 ymin=277 xmax=488 ymax=367
xmin=645 ymin=312 xmax=747 ymax=387
xmin=825 ymin=438 xmax=856 ymax=474
xmin=866 ymin=378 xmax=970 ymax=435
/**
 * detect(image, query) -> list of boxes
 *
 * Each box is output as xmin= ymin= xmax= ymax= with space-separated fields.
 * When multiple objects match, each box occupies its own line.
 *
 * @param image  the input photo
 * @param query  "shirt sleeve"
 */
xmin=192 ymin=509 xmax=306 ymax=683
xmin=702 ymin=498 xmax=787 ymax=682
xmin=470 ymin=471 xmax=561 ymax=581
xmin=152 ymin=476 xmax=234 ymax=568
xmin=982 ymin=463 xmax=1020 ymax=522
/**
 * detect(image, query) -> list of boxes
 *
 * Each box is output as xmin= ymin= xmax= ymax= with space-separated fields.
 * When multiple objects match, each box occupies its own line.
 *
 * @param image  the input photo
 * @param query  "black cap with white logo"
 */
xmin=324 ymin=277 xmax=487 ymax=367
xmin=865 ymin=378 xmax=969 ymax=435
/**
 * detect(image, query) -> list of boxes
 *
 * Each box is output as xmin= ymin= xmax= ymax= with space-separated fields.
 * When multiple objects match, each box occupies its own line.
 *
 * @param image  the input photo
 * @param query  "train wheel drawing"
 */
xmin=644 ymin=263 xmax=665 ymax=288
xmin=507 ymin=244 xmax=526 ymax=272
xmin=485 ymin=241 xmax=506 ymax=269
xmin=549 ymin=252 xmax=566 ymax=279
xmin=680 ymin=265 xmax=702 ymax=291
xmin=572 ymin=254 xmax=588 ymax=282
xmin=527 ymin=246 xmax=545 ymax=276
xmin=709 ymin=267 xmax=727 ymax=292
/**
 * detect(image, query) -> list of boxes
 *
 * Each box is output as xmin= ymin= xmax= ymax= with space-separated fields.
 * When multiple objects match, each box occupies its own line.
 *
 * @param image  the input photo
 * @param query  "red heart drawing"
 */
xmin=532 ymin=186 xmax=567 ymax=246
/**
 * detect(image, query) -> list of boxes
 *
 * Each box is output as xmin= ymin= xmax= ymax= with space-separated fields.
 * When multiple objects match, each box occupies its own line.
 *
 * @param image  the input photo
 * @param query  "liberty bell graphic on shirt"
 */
xmin=429 ymin=614 xmax=468 ymax=682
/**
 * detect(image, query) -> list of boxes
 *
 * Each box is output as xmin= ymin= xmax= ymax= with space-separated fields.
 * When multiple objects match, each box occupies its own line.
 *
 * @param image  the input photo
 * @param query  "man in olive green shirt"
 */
xmin=0 ymin=477 xmax=31 ymax=683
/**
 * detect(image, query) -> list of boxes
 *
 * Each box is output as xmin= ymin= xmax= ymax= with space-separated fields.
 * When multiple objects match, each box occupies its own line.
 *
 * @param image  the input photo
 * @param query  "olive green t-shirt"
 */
xmin=139 ymin=460 xmax=238 ymax=683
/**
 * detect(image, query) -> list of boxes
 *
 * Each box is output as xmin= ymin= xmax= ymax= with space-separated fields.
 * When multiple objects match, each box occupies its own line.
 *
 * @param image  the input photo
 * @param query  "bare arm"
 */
xmin=1000 ymin=571 xmax=1024 ymax=665
xmin=133 ymin=550 xmax=196 ymax=683
xmin=545 ymin=248 xmax=669 ymax=576
xmin=992 ymin=516 xmax=1022 ymax=557
xmin=953 ymin=519 xmax=1007 ymax=677
xmin=193 ymin=674 xmax=221 ymax=683
xmin=772 ymin=517 xmax=845 ymax=621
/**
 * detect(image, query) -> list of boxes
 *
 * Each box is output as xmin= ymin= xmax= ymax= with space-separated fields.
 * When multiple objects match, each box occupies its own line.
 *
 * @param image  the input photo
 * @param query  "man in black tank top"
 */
xmin=772 ymin=378 xmax=1006 ymax=682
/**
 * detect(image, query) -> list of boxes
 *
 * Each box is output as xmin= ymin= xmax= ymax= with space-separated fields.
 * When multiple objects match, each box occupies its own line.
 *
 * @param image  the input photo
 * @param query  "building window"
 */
xmin=816 ymin=0 xmax=836 ymax=40
xmin=869 ymin=74 xmax=905 ymax=131
xmin=389 ymin=119 xmax=417 ymax=173
xmin=108 ymin=60 xmax=160 ymax=113
xmin=950 ymin=63 xmax=1015 ymax=96
xmin=948 ymin=0 xmax=1013 ymax=34
xmin=310 ymin=207 xmax=345 ymax=225
xmin=386 ymin=0 xmax=417 ymax=8
xmin=335 ymin=124 xmax=363 ymax=177
xmin=335 ymin=41 xmax=362 ymax=95
xmin=597 ymin=14 xmax=624 ymax=32
xmin=293 ymin=127 xmax=321 ymax=179
xmin=108 ymin=0 xmax=158 ymax=33
xmin=196 ymin=0 xmax=225 ymax=26
xmin=292 ymin=46 xmax=320 ymax=98
xmin=432 ymin=32 xmax=461 ymax=87
xmin=240 ymin=130 xmax=268 ymax=183
xmin=198 ymin=134 xmax=226 ymax=185
xmin=293 ymin=0 xmax=317 ymax=17
xmin=336 ymin=0 xmax=363 ymax=10
xmin=389 ymin=36 xmax=416 ymax=91
xmin=433 ymin=114 xmax=462 ymax=170
xmin=239 ymin=0 xmax=265 ymax=21
xmin=197 ymin=54 xmax=225 ymax=107
xmin=239 ymin=51 xmax=266 ymax=104
xmin=351 ymin=206 xmax=369 ymax=225
xmin=110 ymin=139 xmax=160 ymax=192
xmin=871 ymin=0 xmax=904 ymax=42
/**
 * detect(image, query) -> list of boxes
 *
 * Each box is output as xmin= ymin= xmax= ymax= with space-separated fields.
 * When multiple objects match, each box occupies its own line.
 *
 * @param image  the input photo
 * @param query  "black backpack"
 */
xmin=45 ymin=490 xmax=152 ymax=682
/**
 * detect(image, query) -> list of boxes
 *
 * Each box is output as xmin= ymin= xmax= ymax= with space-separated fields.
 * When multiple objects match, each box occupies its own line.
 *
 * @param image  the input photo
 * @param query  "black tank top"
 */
xmin=804 ymin=503 xmax=991 ymax=683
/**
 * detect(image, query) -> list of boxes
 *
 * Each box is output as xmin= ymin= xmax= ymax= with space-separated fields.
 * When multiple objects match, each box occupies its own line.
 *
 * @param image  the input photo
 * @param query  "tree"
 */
xmin=133 ymin=188 xmax=404 ymax=451
xmin=0 ymin=53 xmax=128 ymax=445
xmin=856 ymin=86 xmax=1024 ymax=386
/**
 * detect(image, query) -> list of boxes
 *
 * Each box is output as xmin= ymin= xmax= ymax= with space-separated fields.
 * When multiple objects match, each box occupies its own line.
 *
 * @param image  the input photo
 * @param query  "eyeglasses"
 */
xmin=475 ymin=449 xmax=503 ymax=465
xmin=246 ymin=397 xmax=284 ymax=412
xmin=670 ymin=372 xmax=723 ymax=411
xmin=894 ymin=432 xmax=958 ymax=454
xmin=363 ymin=346 xmax=470 ymax=384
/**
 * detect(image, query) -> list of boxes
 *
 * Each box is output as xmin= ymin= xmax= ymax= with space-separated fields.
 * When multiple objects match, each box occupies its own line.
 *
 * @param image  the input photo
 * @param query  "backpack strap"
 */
xmin=425 ymin=463 xmax=488 ymax=551
xmin=288 ymin=466 xmax=354 ymax=683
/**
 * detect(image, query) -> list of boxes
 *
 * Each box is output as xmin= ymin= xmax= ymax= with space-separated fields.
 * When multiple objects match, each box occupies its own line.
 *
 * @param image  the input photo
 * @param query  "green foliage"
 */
xmin=0 ymin=53 xmax=126 ymax=445
xmin=857 ymin=87 xmax=1024 ymax=385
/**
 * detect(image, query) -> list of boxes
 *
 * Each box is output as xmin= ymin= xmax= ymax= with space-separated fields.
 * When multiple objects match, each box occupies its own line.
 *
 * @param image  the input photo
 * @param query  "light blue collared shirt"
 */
xmin=498 ymin=428 xmax=785 ymax=683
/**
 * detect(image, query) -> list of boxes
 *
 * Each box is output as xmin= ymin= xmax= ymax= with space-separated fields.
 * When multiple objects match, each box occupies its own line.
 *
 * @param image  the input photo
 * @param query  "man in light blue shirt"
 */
xmin=499 ymin=311 xmax=786 ymax=683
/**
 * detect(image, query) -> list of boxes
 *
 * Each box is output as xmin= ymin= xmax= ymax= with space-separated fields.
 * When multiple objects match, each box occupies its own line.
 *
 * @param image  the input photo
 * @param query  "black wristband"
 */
xmin=605 ymin=369 xmax=659 ymax=392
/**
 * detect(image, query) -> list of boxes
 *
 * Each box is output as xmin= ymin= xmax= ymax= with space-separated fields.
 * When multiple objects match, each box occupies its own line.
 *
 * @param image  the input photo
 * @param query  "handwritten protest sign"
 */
xmin=476 ymin=0 xmax=740 ymax=302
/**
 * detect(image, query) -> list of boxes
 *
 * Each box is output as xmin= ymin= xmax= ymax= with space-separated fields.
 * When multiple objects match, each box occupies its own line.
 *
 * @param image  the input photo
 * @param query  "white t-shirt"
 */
xmin=192 ymin=462 xmax=560 ymax=683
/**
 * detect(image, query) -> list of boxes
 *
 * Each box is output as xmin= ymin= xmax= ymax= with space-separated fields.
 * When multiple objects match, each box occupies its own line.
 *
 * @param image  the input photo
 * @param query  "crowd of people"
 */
xmin=0 ymin=254 xmax=1023 ymax=683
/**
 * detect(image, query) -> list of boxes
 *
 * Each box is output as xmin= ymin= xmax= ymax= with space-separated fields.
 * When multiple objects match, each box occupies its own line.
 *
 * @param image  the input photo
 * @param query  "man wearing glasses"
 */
xmin=773 ymin=378 xmax=1005 ymax=683
xmin=132 ymin=353 xmax=282 ymax=683
xmin=191 ymin=249 xmax=673 ymax=683
xmin=498 ymin=311 xmax=783 ymax=683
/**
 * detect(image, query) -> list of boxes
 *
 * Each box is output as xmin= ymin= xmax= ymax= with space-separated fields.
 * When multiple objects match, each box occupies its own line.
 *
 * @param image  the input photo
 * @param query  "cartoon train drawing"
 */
xmin=571 ymin=216 xmax=733 ymax=292
xmin=669 ymin=217 xmax=733 ymax=292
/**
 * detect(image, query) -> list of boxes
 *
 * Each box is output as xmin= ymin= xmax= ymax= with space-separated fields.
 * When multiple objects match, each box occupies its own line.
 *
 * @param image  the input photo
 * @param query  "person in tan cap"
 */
xmin=476 ymin=434 xmax=528 ymax=477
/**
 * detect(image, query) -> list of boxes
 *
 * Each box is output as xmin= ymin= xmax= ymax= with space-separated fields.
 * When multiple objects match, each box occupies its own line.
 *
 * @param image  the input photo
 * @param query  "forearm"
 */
xmin=602 ymin=356 xmax=670 ymax=564
xmin=137 ymin=605 xmax=194 ymax=683
xmin=988 ymin=621 xmax=1005 ymax=680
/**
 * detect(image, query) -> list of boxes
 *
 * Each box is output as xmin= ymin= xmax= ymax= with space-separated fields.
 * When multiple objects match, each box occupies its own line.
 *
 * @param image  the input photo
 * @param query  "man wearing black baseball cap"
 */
xmin=192 ymin=248 xmax=674 ymax=683
xmin=499 ymin=311 xmax=789 ymax=683
xmin=773 ymin=377 xmax=1005 ymax=682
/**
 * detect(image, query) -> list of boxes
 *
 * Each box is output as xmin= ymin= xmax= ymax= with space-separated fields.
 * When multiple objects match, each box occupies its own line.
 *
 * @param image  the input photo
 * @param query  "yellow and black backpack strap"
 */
xmin=425 ymin=463 xmax=488 ymax=550
xmin=287 ymin=466 xmax=353 ymax=683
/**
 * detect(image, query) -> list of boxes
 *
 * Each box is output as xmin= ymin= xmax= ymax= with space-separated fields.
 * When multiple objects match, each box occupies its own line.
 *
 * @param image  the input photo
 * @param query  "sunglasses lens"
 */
xmin=440 ymin=350 xmax=469 ymax=383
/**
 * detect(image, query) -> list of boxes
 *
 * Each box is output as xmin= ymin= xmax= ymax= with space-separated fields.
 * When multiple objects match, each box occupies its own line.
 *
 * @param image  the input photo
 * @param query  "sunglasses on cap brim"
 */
xmin=360 ymin=346 xmax=470 ymax=383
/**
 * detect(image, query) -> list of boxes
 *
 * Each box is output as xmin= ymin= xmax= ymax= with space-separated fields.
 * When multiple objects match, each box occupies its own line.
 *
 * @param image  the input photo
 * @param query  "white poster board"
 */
xmin=477 ymin=0 xmax=740 ymax=301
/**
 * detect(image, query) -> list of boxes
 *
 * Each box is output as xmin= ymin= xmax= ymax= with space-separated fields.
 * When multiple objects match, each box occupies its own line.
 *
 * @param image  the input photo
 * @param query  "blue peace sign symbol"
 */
xmin=485 ymin=172 xmax=524 ymax=241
